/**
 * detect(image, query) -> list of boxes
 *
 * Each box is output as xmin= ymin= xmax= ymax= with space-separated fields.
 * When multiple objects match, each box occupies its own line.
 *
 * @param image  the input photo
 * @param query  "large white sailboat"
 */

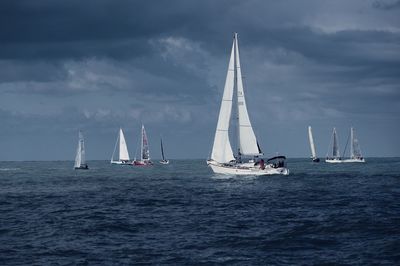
xmin=74 ymin=130 xmax=88 ymax=170
xmin=342 ymin=127 xmax=365 ymax=163
xmin=308 ymin=126 xmax=320 ymax=162
xmin=133 ymin=125 xmax=153 ymax=166
xmin=111 ymin=128 xmax=132 ymax=165
xmin=326 ymin=127 xmax=342 ymax=163
xmin=207 ymin=33 xmax=289 ymax=176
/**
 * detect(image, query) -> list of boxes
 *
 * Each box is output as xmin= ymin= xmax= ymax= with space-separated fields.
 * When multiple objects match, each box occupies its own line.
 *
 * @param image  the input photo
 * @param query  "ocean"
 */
xmin=1 ymin=158 xmax=399 ymax=265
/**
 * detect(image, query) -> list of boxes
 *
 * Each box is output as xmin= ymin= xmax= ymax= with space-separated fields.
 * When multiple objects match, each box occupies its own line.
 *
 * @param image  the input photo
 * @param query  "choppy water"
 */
xmin=0 ymin=158 xmax=399 ymax=265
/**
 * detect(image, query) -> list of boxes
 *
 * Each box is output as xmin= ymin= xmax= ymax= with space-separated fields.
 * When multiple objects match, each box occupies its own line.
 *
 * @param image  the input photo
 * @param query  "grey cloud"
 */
xmin=373 ymin=0 xmax=400 ymax=10
xmin=0 ymin=0 xmax=399 ymax=159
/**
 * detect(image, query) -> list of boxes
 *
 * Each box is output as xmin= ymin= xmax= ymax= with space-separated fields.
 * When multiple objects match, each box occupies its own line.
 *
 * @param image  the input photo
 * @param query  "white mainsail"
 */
xmin=119 ymin=128 xmax=130 ymax=161
xmin=235 ymin=34 xmax=262 ymax=156
xmin=210 ymin=41 xmax=235 ymax=164
xmin=332 ymin=127 xmax=340 ymax=158
xmin=111 ymin=128 xmax=130 ymax=163
xmin=74 ymin=130 xmax=86 ymax=168
xmin=141 ymin=125 xmax=150 ymax=161
xmin=308 ymin=126 xmax=317 ymax=158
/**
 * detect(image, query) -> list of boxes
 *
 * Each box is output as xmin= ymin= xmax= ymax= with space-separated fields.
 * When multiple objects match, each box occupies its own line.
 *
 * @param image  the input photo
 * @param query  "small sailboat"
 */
xmin=74 ymin=130 xmax=88 ymax=170
xmin=159 ymin=137 xmax=169 ymax=165
xmin=110 ymin=128 xmax=132 ymax=165
xmin=342 ymin=127 xmax=365 ymax=163
xmin=325 ymin=127 xmax=342 ymax=163
xmin=133 ymin=125 xmax=153 ymax=166
xmin=308 ymin=126 xmax=320 ymax=162
xmin=207 ymin=33 xmax=289 ymax=176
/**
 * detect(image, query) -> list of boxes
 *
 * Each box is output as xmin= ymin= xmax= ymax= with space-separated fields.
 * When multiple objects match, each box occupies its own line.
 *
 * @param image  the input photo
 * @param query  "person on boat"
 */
xmin=259 ymin=159 xmax=265 ymax=170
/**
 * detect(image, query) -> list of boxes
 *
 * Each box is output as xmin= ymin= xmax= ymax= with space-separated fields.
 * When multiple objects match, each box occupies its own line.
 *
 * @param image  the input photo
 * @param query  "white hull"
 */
xmin=159 ymin=160 xmax=169 ymax=165
xmin=325 ymin=158 xmax=343 ymax=163
xmin=208 ymin=161 xmax=289 ymax=176
xmin=110 ymin=160 xmax=132 ymax=165
xmin=342 ymin=158 xmax=365 ymax=163
xmin=326 ymin=158 xmax=365 ymax=163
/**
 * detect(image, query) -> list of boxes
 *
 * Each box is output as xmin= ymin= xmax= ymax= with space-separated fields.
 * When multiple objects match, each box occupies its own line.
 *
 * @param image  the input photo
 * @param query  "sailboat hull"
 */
xmin=74 ymin=165 xmax=89 ymax=170
xmin=110 ymin=160 xmax=132 ymax=165
xmin=208 ymin=161 xmax=289 ymax=176
xmin=325 ymin=158 xmax=343 ymax=163
xmin=341 ymin=158 xmax=366 ymax=163
xmin=326 ymin=158 xmax=365 ymax=163
xmin=159 ymin=160 xmax=169 ymax=165
xmin=133 ymin=160 xmax=153 ymax=166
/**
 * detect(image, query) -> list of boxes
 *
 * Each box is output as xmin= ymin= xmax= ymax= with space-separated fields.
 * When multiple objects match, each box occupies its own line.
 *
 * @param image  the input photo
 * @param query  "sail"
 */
xmin=161 ymin=138 xmax=166 ymax=160
xmin=75 ymin=131 xmax=85 ymax=167
xmin=119 ymin=128 xmax=130 ymax=161
xmin=74 ymin=140 xmax=81 ymax=168
xmin=308 ymin=126 xmax=317 ymax=158
xmin=351 ymin=127 xmax=362 ymax=158
xmin=235 ymin=33 xmax=262 ymax=156
xmin=332 ymin=128 xmax=340 ymax=158
xmin=141 ymin=125 xmax=150 ymax=160
xmin=210 ymin=40 xmax=235 ymax=163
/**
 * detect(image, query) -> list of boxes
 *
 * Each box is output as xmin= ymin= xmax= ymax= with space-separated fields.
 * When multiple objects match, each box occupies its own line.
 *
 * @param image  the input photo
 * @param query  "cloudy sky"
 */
xmin=0 ymin=0 xmax=399 ymax=160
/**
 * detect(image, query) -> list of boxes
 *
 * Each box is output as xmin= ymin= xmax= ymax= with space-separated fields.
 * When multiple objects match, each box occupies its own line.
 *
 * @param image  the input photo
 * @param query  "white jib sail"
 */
xmin=235 ymin=33 xmax=261 ymax=156
xmin=119 ymin=128 xmax=130 ymax=161
xmin=75 ymin=131 xmax=84 ymax=167
xmin=308 ymin=126 xmax=317 ymax=158
xmin=211 ymin=40 xmax=235 ymax=164
xmin=351 ymin=127 xmax=363 ymax=158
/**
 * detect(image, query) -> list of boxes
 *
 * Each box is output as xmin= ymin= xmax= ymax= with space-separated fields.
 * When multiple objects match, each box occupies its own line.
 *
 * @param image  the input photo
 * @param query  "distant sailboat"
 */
xmin=133 ymin=125 xmax=153 ymax=166
xmin=206 ymin=33 xmax=289 ymax=176
xmin=159 ymin=137 xmax=169 ymax=165
xmin=342 ymin=127 xmax=365 ymax=163
xmin=74 ymin=130 xmax=88 ymax=170
xmin=111 ymin=128 xmax=132 ymax=165
xmin=308 ymin=126 xmax=320 ymax=162
xmin=325 ymin=127 xmax=342 ymax=163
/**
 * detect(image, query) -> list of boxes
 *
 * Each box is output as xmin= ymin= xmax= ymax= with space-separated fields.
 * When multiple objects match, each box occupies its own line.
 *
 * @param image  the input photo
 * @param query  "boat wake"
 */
xmin=0 ymin=168 xmax=20 ymax=171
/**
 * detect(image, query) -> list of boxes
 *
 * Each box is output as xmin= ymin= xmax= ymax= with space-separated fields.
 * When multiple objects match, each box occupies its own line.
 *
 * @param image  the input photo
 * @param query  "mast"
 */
xmin=350 ymin=127 xmax=354 ymax=158
xmin=234 ymin=33 xmax=241 ymax=160
xmin=140 ymin=125 xmax=144 ymax=161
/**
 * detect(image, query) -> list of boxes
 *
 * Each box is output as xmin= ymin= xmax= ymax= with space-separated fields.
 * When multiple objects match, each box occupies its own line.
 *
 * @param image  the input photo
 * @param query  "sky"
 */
xmin=0 ymin=0 xmax=399 ymax=160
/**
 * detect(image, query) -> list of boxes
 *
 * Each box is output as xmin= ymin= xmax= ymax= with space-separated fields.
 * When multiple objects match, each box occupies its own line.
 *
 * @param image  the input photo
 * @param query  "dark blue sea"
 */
xmin=1 ymin=158 xmax=399 ymax=265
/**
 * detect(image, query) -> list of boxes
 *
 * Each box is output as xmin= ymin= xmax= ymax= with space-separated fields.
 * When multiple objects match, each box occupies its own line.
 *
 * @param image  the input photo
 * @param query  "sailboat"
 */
xmin=325 ymin=127 xmax=342 ymax=163
xmin=74 ymin=130 xmax=88 ymax=170
xmin=308 ymin=126 xmax=320 ymax=162
xmin=207 ymin=33 xmax=289 ymax=176
xmin=342 ymin=127 xmax=365 ymax=163
xmin=159 ymin=137 xmax=169 ymax=165
xmin=110 ymin=128 xmax=132 ymax=165
xmin=133 ymin=125 xmax=153 ymax=166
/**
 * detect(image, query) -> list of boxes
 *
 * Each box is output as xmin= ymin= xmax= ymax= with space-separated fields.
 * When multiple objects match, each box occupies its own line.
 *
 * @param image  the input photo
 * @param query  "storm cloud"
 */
xmin=0 ymin=0 xmax=399 ymax=160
